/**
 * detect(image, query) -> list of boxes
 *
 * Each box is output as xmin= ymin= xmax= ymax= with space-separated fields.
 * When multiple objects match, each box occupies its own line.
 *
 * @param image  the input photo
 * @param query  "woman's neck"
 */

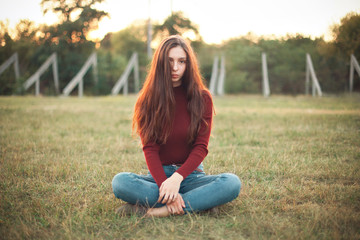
xmin=172 ymin=80 xmax=182 ymax=87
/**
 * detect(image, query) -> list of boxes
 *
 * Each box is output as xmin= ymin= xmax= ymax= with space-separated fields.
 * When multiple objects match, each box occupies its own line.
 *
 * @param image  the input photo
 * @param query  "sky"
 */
xmin=1 ymin=0 xmax=360 ymax=43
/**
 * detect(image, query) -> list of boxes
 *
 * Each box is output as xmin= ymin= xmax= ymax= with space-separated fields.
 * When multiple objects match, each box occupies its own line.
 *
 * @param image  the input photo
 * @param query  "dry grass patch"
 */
xmin=1 ymin=94 xmax=359 ymax=239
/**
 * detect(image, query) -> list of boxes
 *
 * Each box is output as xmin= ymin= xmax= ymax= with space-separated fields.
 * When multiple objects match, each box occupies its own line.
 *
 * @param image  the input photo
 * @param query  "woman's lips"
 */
xmin=172 ymin=74 xmax=179 ymax=79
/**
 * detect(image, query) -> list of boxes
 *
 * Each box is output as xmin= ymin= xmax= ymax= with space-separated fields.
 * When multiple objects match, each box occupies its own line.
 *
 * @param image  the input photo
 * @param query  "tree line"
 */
xmin=0 ymin=0 xmax=359 ymax=95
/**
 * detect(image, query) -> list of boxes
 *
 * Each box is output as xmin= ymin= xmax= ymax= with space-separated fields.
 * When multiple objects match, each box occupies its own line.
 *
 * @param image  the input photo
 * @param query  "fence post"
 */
xmin=52 ymin=54 xmax=60 ymax=95
xmin=0 ymin=53 xmax=20 ymax=80
xmin=262 ymin=53 xmax=270 ymax=97
xmin=305 ymin=53 xmax=322 ymax=97
xmin=111 ymin=52 xmax=139 ymax=95
xmin=22 ymin=53 xmax=59 ymax=96
xmin=217 ymin=56 xmax=225 ymax=96
xmin=209 ymin=56 xmax=219 ymax=95
xmin=349 ymin=54 xmax=360 ymax=93
xmin=134 ymin=54 xmax=140 ymax=92
xmin=92 ymin=54 xmax=98 ymax=95
xmin=305 ymin=55 xmax=310 ymax=95
xmin=62 ymin=52 xmax=97 ymax=97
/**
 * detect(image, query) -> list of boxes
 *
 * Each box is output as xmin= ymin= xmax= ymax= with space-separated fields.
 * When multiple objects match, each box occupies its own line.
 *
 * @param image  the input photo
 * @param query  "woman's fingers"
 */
xmin=160 ymin=192 xmax=170 ymax=204
xmin=167 ymin=205 xmax=173 ymax=214
xmin=157 ymin=184 xmax=164 ymax=202
xmin=161 ymin=194 xmax=169 ymax=204
xmin=180 ymin=196 xmax=185 ymax=208
xmin=159 ymin=189 xmax=178 ymax=203
xmin=161 ymin=193 xmax=177 ymax=204
xmin=158 ymin=174 xmax=182 ymax=203
xmin=169 ymin=193 xmax=177 ymax=202
xmin=157 ymin=190 xmax=164 ymax=203
xmin=167 ymin=205 xmax=181 ymax=215
xmin=166 ymin=195 xmax=185 ymax=215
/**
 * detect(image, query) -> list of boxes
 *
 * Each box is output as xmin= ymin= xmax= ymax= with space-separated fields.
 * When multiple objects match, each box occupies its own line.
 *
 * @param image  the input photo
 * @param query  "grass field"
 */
xmin=1 ymin=94 xmax=359 ymax=240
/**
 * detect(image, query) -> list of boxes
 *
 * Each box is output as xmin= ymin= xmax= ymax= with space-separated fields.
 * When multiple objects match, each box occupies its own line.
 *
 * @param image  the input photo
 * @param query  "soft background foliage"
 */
xmin=1 ymin=5 xmax=360 ymax=95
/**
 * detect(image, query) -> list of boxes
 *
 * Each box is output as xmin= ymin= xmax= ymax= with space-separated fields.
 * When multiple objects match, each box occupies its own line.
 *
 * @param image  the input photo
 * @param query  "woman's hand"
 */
xmin=166 ymin=194 xmax=185 ymax=215
xmin=158 ymin=172 xmax=184 ymax=204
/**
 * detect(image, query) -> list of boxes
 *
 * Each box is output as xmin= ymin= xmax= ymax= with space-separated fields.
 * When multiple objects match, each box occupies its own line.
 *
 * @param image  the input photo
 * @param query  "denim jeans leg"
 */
xmin=112 ymin=165 xmax=178 ymax=208
xmin=112 ymin=165 xmax=241 ymax=212
xmin=112 ymin=172 xmax=163 ymax=207
xmin=180 ymin=173 xmax=241 ymax=212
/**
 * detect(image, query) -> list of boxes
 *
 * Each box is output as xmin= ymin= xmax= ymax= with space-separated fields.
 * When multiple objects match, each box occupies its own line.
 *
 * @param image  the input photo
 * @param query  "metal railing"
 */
xmin=0 ymin=53 xmax=20 ymax=80
xmin=62 ymin=52 xmax=98 ymax=97
xmin=305 ymin=53 xmax=322 ymax=97
xmin=349 ymin=54 xmax=360 ymax=93
xmin=111 ymin=52 xmax=139 ymax=95
xmin=209 ymin=56 xmax=225 ymax=96
xmin=23 ymin=53 xmax=59 ymax=95
xmin=262 ymin=53 xmax=270 ymax=97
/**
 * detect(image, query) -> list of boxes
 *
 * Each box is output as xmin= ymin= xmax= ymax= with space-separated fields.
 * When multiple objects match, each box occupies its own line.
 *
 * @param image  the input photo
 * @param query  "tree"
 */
xmin=37 ymin=0 xmax=109 ymax=94
xmin=97 ymin=22 xmax=148 ymax=94
xmin=154 ymin=11 xmax=199 ymax=37
xmin=109 ymin=22 xmax=147 ymax=59
xmin=0 ymin=21 xmax=14 ymax=59
xmin=153 ymin=11 xmax=203 ymax=50
xmin=40 ymin=0 xmax=108 ymax=45
xmin=325 ymin=12 xmax=360 ymax=92
xmin=0 ymin=20 xmax=42 ymax=95
xmin=223 ymin=36 xmax=262 ymax=93
xmin=331 ymin=12 xmax=360 ymax=57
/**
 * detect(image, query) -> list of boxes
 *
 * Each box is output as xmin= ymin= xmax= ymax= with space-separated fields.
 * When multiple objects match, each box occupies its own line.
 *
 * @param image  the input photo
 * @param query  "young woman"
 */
xmin=112 ymin=35 xmax=241 ymax=217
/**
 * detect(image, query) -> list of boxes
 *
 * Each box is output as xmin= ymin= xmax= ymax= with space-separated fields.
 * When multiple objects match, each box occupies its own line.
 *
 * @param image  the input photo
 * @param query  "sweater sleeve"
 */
xmin=176 ymin=91 xmax=213 ymax=179
xmin=142 ymin=141 xmax=167 ymax=187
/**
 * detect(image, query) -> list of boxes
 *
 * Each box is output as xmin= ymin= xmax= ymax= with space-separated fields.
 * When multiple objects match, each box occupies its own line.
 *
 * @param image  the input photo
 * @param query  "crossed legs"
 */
xmin=112 ymin=170 xmax=241 ymax=217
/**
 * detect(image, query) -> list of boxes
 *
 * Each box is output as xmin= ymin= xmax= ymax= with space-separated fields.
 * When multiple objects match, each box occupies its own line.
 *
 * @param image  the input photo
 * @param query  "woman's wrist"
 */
xmin=171 ymin=172 xmax=184 ymax=182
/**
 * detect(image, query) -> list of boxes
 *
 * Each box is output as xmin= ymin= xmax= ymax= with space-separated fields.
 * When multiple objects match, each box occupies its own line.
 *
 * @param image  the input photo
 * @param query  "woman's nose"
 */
xmin=173 ymin=62 xmax=178 ymax=71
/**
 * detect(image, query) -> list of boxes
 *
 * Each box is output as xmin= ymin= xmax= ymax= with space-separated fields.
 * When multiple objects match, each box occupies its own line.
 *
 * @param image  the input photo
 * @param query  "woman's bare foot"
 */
xmin=146 ymin=206 xmax=171 ymax=217
xmin=115 ymin=203 xmax=147 ymax=216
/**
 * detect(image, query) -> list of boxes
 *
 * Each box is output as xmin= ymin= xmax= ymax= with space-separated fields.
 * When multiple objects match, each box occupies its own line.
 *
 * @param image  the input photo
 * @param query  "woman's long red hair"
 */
xmin=133 ymin=35 xmax=210 ymax=145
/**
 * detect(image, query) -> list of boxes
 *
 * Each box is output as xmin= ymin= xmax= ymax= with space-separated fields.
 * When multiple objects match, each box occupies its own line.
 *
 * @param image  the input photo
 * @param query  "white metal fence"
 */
xmin=209 ymin=56 xmax=225 ymax=96
xmin=62 ymin=53 xmax=98 ymax=97
xmin=0 ymin=53 xmax=20 ymax=80
xmin=111 ymin=52 xmax=139 ymax=96
xmin=22 ymin=53 xmax=59 ymax=95
xmin=349 ymin=54 xmax=360 ymax=93
xmin=3 ymin=52 xmax=359 ymax=97
xmin=305 ymin=53 xmax=322 ymax=97
xmin=262 ymin=53 xmax=270 ymax=97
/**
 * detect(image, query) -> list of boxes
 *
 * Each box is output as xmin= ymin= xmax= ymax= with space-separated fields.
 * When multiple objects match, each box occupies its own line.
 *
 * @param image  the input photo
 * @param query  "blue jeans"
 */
xmin=112 ymin=164 xmax=241 ymax=212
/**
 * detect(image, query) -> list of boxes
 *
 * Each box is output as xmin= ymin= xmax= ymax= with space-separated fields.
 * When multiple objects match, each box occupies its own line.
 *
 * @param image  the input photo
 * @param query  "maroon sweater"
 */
xmin=142 ymin=86 xmax=213 ymax=187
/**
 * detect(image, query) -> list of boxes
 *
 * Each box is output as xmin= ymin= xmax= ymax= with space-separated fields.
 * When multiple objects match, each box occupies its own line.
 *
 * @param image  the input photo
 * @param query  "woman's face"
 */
xmin=168 ymin=46 xmax=187 ymax=87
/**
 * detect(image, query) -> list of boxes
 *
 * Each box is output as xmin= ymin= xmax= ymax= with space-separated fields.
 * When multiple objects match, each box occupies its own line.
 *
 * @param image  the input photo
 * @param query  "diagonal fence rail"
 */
xmin=305 ymin=53 xmax=322 ymax=97
xmin=5 ymin=52 xmax=360 ymax=97
xmin=0 ymin=53 xmax=20 ymax=80
xmin=22 ymin=53 xmax=59 ymax=95
xmin=349 ymin=54 xmax=360 ymax=93
xmin=209 ymin=56 xmax=219 ymax=95
xmin=62 ymin=52 xmax=98 ymax=97
xmin=111 ymin=52 xmax=139 ymax=95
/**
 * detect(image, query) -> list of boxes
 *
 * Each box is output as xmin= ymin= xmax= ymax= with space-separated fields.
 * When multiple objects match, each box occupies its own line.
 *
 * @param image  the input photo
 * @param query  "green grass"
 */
xmin=1 ymin=94 xmax=359 ymax=240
